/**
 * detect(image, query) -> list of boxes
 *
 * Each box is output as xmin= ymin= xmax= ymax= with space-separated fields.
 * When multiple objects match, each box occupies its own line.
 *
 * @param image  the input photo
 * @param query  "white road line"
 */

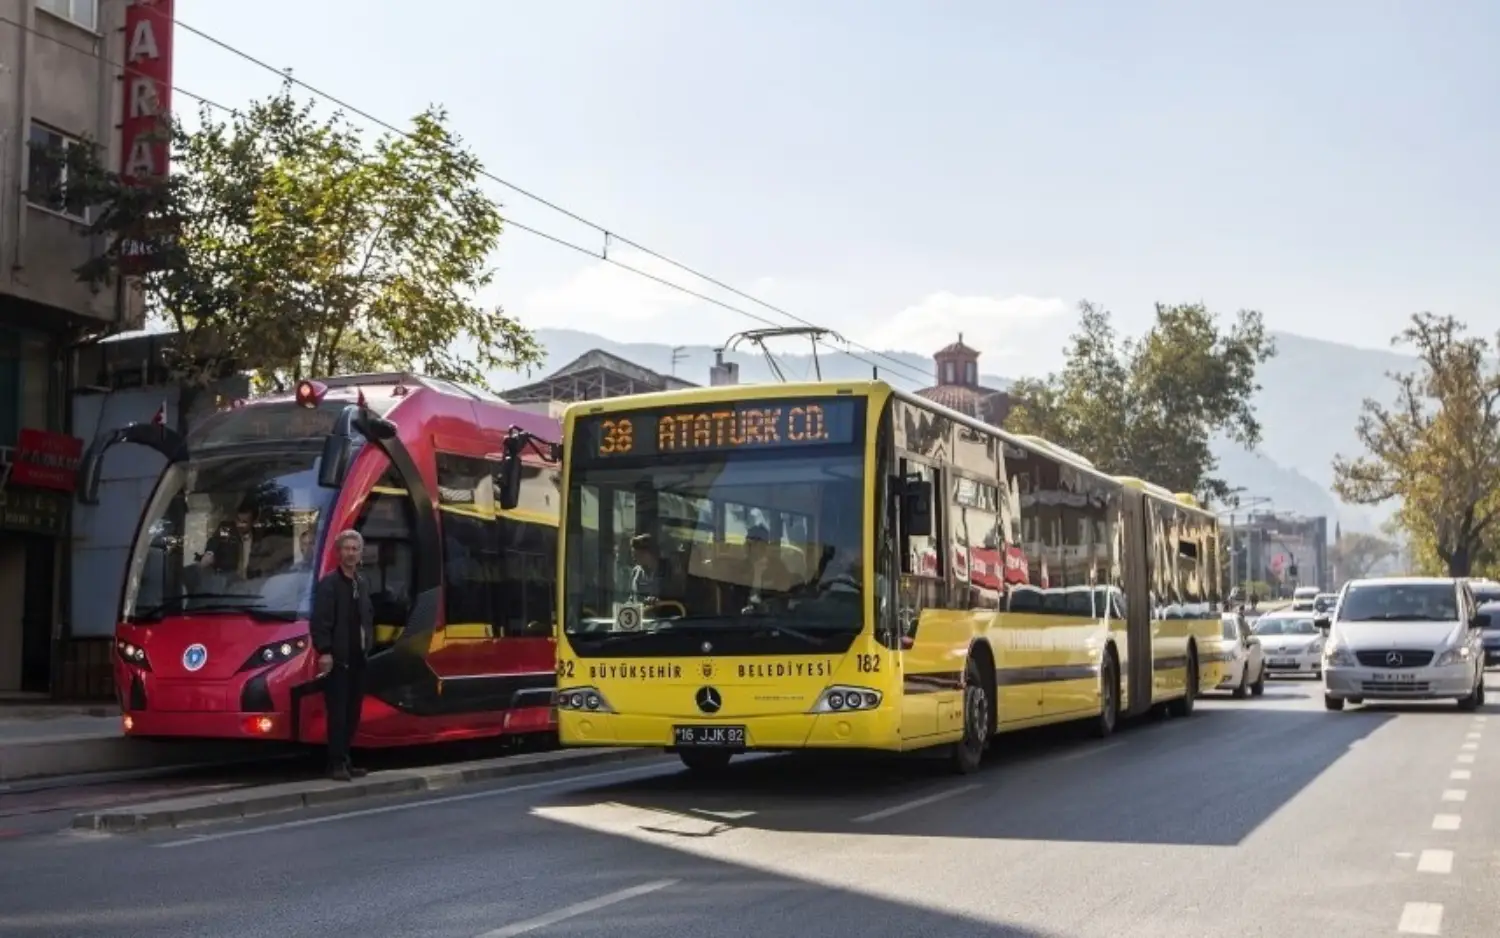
xmin=1432 ymin=814 xmax=1461 ymax=831
xmin=154 ymin=762 xmax=669 ymax=848
xmin=1465 ymin=732 xmax=1481 ymax=740
xmin=1460 ymin=742 xmax=1477 ymax=750
xmin=1450 ymin=769 xmax=1471 ymax=781
xmin=1055 ymin=740 xmax=1126 ymax=762
xmin=475 ymin=880 xmax=678 ymax=938
xmin=1417 ymin=849 xmax=1454 ymax=874
xmin=1441 ymin=789 xmax=1467 ymax=802
xmin=853 ymin=783 xmax=981 ymax=823
xmin=1457 ymin=753 xmax=1475 ymax=764
xmin=1397 ymin=901 xmax=1443 ymax=935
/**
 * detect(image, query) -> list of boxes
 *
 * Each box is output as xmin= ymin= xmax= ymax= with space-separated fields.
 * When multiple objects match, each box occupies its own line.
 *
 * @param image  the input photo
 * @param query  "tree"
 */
xmin=1330 ymin=531 xmax=1399 ymax=581
xmin=1005 ymin=300 xmax=1275 ymax=502
xmin=1331 ymin=313 xmax=1500 ymax=577
xmin=65 ymin=79 xmax=540 ymax=392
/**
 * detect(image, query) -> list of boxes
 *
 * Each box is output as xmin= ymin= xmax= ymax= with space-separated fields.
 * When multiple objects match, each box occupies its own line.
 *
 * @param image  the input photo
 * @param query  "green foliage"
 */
xmin=1330 ymin=531 xmax=1399 ymax=581
xmin=1006 ymin=300 xmax=1276 ymax=502
xmin=1331 ymin=313 xmax=1500 ymax=577
xmin=66 ymin=79 xmax=541 ymax=391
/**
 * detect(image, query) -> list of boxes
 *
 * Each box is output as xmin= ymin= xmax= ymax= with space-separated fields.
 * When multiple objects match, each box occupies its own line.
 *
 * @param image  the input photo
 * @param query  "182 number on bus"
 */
xmin=855 ymin=654 xmax=882 ymax=673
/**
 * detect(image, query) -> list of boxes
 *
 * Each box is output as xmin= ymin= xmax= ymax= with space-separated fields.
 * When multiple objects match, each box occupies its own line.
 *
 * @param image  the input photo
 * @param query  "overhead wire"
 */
xmin=5 ymin=11 xmax=936 ymax=388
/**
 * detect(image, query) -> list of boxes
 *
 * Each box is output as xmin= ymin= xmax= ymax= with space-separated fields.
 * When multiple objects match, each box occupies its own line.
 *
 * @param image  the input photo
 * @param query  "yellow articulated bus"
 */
xmin=526 ymin=380 xmax=1227 ymax=774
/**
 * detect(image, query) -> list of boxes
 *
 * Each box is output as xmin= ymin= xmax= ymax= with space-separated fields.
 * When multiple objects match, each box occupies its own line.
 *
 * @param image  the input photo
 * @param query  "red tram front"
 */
xmin=81 ymin=373 xmax=562 ymax=747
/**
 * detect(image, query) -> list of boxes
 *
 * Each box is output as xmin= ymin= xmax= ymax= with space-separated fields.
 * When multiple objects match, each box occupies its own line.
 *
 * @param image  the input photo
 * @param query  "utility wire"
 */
xmin=170 ymin=15 xmax=936 ymax=387
xmin=4 ymin=12 xmax=935 ymax=388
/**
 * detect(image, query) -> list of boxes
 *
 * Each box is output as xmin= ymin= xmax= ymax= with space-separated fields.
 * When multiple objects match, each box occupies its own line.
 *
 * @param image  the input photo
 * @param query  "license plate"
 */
xmin=1371 ymin=671 xmax=1417 ymax=683
xmin=673 ymin=725 xmax=746 ymax=748
xmin=1271 ymin=658 xmax=1297 ymax=667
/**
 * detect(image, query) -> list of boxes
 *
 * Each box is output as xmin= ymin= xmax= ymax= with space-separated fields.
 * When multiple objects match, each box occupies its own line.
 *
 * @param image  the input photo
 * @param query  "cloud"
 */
xmin=515 ymin=248 xmax=704 ymax=332
xmin=865 ymin=292 xmax=1074 ymax=374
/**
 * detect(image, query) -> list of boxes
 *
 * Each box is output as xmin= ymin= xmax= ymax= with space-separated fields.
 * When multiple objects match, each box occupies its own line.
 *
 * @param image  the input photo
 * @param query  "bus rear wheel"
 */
xmin=1167 ymin=648 xmax=1198 ymax=718
xmin=1092 ymin=650 xmax=1120 ymax=738
xmin=678 ymin=749 xmax=733 ymax=774
xmin=951 ymin=656 xmax=991 ymax=774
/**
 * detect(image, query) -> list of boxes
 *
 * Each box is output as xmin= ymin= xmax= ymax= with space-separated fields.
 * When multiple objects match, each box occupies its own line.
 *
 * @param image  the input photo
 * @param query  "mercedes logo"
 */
xmin=1385 ymin=651 xmax=1403 ymax=666
xmin=694 ymin=686 xmax=722 ymax=714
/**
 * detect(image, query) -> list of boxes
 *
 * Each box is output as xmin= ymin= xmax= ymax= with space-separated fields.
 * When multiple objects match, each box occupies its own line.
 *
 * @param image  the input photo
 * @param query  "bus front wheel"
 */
xmin=678 ymin=749 xmax=733 ymax=774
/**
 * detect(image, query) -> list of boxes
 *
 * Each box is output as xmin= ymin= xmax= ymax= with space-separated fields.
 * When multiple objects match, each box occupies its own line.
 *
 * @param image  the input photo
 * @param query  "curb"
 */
xmin=71 ymin=746 xmax=662 ymax=833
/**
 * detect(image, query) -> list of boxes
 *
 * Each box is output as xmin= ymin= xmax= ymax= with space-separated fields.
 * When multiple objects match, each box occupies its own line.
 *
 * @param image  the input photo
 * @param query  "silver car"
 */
xmin=1251 ymin=611 xmax=1324 ymax=677
xmin=1317 ymin=576 xmax=1487 ymax=711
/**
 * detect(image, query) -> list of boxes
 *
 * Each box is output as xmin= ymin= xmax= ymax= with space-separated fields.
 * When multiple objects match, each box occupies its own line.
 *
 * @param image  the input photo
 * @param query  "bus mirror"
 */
xmin=77 ymin=446 xmax=106 ymax=505
xmin=900 ymin=477 xmax=933 ymax=538
xmin=496 ymin=455 xmax=523 ymax=511
xmin=318 ymin=433 xmax=352 ymax=489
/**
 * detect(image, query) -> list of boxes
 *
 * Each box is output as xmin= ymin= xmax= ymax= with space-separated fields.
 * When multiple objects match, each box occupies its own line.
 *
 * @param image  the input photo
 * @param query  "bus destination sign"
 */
xmin=581 ymin=398 xmax=861 ymax=460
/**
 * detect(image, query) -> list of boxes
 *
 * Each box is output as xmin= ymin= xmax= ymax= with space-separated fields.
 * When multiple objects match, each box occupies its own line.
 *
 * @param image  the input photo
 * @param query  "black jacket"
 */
xmin=310 ymin=569 xmax=375 ymax=663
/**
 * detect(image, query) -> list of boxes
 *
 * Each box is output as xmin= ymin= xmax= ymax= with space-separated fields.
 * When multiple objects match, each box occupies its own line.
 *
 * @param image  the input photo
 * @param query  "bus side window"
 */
xmin=494 ymin=517 xmax=556 ymax=637
xmin=353 ymin=489 xmax=416 ymax=647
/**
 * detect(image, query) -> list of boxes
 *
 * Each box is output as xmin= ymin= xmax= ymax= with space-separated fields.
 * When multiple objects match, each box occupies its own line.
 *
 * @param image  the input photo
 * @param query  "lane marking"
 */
xmin=475 ymin=880 xmax=678 ymax=938
xmin=1441 ymin=789 xmax=1467 ymax=802
xmin=1432 ymin=814 xmax=1461 ymax=831
xmin=1397 ymin=901 xmax=1443 ymax=935
xmin=1055 ymin=740 xmax=1126 ymax=763
xmin=155 ymin=761 xmax=672 ymax=848
xmin=1450 ymin=770 xmax=1471 ymax=781
xmin=1461 ymin=742 xmax=1477 ymax=750
xmin=1457 ymin=754 xmax=1475 ymax=764
xmin=1417 ymin=849 xmax=1454 ymax=874
xmin=1465 ymin=732 xmax=1481 ymax=740
xmin=853 ymin=783 xmax=982 ymax=823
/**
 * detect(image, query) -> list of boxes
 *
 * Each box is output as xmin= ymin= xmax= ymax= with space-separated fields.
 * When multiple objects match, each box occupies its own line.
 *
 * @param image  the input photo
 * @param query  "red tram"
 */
xmin=79 ymin=373 xmax=563 ymax=747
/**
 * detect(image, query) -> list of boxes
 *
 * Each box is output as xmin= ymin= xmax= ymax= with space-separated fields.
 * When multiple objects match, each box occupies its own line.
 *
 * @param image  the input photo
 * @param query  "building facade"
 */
xmin=0 ymin=0 xmax=150 ymax=694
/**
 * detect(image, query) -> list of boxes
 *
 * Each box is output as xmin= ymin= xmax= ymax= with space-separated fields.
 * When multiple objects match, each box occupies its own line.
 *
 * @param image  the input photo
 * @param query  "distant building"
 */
xmin=502 ymin=349 xmax=696 ymax=412
xmin=913 ymin=335 xmax=1013 ymax=427
xmin=1229 ymin=510 xmax=1330 ymax=595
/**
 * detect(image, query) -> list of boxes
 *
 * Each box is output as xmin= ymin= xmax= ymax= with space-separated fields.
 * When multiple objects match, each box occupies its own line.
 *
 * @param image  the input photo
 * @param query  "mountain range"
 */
xmin=493 ymin=328 xmax=1417 ymax=535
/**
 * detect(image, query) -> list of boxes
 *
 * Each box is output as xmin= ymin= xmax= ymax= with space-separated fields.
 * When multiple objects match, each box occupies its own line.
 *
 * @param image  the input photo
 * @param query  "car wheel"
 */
xmin=1324 ymin=694 xmax=1344 ymax=711
xmin=1233 ymin=662 xmax=1249 ymax=699
xmin=1250 ymin=664 xmax=1266 ymax=697
xmin=1458 ymin=674 xmax=1483 ymax=711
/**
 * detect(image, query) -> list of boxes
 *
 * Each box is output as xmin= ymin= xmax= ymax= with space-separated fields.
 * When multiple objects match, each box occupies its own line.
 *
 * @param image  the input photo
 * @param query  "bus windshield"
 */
xmin=121 ymin=446 xmax=337 ymax=623
xmin=563 ymin=449 xmax=865 ymax=655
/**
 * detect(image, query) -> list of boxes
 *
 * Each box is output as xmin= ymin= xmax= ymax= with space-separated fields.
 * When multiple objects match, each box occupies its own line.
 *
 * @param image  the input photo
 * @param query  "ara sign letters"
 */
xmin=120 ymin=0 xmax=175 ymax=184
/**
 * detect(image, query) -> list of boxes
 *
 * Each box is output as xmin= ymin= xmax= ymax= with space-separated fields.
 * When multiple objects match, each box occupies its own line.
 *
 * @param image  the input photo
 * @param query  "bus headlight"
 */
xmin=810 ymin=685 xmax=882 ymax=713
xmin=556 ymin=686 xmax=614 ymax=713
xmin=115 ymin=640 xmax=151 ymax=671
xmin=237 ymin=636 xmax=310 ymax=672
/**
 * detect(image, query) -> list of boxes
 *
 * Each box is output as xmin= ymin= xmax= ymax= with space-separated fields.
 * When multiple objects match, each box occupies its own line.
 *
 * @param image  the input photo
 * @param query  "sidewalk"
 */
xmin=72 ymin=745 xmax=664 ymax=833
xmin=0 ymin=706 xmax=271 ymax=784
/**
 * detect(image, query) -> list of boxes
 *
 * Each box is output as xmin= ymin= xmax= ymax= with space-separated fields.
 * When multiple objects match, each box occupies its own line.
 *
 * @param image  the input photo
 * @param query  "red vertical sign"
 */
xmin=120 ymin=0 xmax=175 ymax=185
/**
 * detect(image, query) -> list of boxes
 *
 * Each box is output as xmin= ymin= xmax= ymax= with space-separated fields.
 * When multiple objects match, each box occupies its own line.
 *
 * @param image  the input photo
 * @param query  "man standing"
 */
xmin=310 ymin=529 xmax=373 ymax=781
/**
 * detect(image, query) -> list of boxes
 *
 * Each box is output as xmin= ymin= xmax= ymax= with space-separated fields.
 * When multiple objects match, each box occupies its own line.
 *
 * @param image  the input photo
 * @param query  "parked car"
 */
xmin=1317 ymin=576 xmax=1487 ymax=711
xmin=1214 ymin=610 xmax=1266 ymax=698
xmin=1251 ymin=610 xmax=1324 ymax=678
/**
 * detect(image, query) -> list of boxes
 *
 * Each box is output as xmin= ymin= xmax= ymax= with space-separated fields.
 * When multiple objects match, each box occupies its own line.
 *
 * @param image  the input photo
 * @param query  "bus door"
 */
xmin=894 ymin=456 xmax=948 ymax=740
xmin=1118 ymin=488 xmax=1153 ymax=718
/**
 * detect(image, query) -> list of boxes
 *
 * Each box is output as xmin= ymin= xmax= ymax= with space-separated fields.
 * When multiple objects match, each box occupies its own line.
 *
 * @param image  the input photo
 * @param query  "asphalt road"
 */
xmin=1 ymin=673 xmax=1497 ymax=938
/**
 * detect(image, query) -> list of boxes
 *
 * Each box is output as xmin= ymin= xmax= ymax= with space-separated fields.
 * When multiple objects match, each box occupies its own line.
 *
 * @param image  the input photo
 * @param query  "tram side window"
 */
xmin=494 ymin=517 xmax=556 ymax=637
xmin=353 ymin=482 xmax=416 ymax=647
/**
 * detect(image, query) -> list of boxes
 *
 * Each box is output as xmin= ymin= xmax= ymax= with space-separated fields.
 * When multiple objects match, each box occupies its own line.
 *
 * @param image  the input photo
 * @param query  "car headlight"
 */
xmin=1434 ymin=646 xmax=1472 ymax=667
xmin=1324 ymin=644 xmax=1356 ymax=667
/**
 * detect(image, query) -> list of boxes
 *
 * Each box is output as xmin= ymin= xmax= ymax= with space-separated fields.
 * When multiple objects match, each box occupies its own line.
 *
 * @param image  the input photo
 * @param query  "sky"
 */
xmin=166 ymin=0 xmax=1499 ymax=385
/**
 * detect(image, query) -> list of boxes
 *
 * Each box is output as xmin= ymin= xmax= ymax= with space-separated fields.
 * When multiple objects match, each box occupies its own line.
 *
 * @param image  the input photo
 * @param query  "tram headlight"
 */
xmin=555 ymin=686 xmax=614 ymax=713
xmin=237 ymin=636 xmax=311 ymax=672
xmin=810 ymin=685 xmax=882 ymax=714
xmin=115 ymin=640 xmax=151 ymax=671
